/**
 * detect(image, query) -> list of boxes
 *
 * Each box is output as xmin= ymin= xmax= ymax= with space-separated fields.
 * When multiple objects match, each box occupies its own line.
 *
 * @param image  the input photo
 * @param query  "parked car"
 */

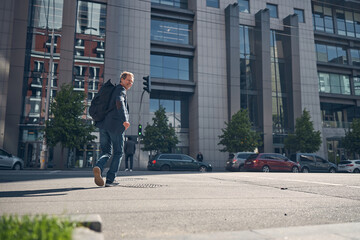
xmin=0 ymin=148 xmax=24 ymax=170
xmin=289 ymin=153 xmax=337 ymax=173
xmin=337 ymin=160 xmax=360 ymax=173
xmin=244 ymin=153 xmax=300 ymax=172
xmin=225 ymin=152 xmax=255 ymax=171
xmin=147 ymin=153 xmax=212 ymax=172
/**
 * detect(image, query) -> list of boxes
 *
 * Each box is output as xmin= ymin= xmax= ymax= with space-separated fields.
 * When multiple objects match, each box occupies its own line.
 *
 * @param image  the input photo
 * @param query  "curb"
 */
xmin=67 ymin=214 xmax=103 ymax=240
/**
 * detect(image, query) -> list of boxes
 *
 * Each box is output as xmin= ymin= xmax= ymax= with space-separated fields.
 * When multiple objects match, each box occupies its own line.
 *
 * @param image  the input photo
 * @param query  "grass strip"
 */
xmin=0 ymin=214 xmax=82 ymax=240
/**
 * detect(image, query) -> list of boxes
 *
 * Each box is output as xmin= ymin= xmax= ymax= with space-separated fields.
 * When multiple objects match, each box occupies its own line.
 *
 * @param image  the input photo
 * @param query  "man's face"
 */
xmin=121 ymin=75 xmax=134 ymax=90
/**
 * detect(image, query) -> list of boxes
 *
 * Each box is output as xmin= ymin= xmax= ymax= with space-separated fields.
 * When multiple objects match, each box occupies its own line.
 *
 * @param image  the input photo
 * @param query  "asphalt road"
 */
xmin=0 ymin=170 xmax=359 ymax=239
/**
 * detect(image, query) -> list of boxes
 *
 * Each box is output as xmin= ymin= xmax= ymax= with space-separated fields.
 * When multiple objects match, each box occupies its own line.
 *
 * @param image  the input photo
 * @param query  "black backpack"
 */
xmin=89 ymin=79 xmax=116 ymax=122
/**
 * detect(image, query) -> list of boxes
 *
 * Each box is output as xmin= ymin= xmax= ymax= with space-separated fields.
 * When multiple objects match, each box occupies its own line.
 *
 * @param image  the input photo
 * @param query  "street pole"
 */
xmin=137 ymin=90 xmax=146 ymax=168
xmin=40 ymin=0 xmax=55 ymax=169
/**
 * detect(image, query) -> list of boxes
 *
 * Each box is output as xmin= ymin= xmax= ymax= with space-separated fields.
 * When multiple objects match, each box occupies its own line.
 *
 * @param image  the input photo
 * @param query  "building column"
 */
xmin=283 ymin=14 xmax=301 ymax=130
xmin=255 ymin=9 xmax=272 ymax=152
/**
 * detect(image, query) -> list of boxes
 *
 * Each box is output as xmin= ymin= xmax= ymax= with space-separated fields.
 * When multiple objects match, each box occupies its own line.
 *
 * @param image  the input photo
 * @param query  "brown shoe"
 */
xmin=93 ymin=167 xmax=104 ymax=187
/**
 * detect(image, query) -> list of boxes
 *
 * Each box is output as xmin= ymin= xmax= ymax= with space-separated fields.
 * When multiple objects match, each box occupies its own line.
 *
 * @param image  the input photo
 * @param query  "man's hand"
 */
xmin=123 ymin=121 xmax=130 ymax=130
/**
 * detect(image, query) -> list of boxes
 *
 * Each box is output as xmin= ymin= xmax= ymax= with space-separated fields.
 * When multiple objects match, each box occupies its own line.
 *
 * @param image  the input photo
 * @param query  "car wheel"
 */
xmin=354 ymin=168 xmax=360 ymax=173
xmin=160 ymin=165 xmax=170 ymax=171
xmin=13 ymin=163 xmax=21 ymax=170
xmin=329 ymin=168 xmax=336 ymax=173
xmin=302 ymin=167 xmax=309 ymax=173
xmin=292 ymin=166 xmax=299 ymax=173
xmin=262 ymin=165 xmax=270 ymax=172
xmin=199 ymin=166 xmax=207 ymax=172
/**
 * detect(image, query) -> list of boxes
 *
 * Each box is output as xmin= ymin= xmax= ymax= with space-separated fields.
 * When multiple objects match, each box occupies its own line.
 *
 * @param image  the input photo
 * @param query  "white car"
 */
xmin=0 ymin=148 xmax=24 ymax=170
xmin=338 ymin=160 xmax=360 ymax=173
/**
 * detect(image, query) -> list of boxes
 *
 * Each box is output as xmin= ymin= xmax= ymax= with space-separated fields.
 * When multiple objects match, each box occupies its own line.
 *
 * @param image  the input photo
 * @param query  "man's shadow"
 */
xmin=0 ymin=187 xmax=98 ymax=198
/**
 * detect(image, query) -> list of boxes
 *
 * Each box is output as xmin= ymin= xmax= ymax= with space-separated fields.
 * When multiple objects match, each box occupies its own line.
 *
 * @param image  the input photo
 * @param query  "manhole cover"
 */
xmin=119 ymin=183 xmax=164 ymax=188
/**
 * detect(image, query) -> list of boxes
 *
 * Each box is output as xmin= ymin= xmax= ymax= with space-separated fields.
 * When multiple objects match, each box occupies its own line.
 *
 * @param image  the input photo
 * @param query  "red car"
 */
xmin=244 ymin=153 xmax=300 ymax=172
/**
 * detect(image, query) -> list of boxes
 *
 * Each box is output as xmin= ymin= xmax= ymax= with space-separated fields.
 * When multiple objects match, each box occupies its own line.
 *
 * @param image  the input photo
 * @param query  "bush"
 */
xmin=0 ymin=214 xmax=81 ymax=240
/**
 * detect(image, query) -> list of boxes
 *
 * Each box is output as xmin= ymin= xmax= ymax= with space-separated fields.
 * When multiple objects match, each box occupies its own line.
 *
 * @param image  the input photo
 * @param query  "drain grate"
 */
xmin=118 ymin=178 xmax=147 ymax=181
xmin=119 ymin=183 xmax=165 ymax=188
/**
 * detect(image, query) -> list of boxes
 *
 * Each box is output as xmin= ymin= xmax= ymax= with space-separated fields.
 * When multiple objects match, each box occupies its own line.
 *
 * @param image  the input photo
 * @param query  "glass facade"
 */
xmin=74 ymin=1 xmax=107 ymax=119
xmin=150 ymin=54 xmax=190 ymax=81
xmin=239 ymin=25 xmax=257 ymax=126
xmin=318 ymin=72 xmax=350 ymax=95
xmin=315 ymin=43 xmax=347 ymax=64
xmin=151 ymin=0 xmax=187 ymax=9
xmin=350 ymin=49 xmax=360 ymax=66
xmin=313 ymin=3 xmax=360 ymax=38
xmin=151 ymin=18 xmax=192 ymax=44
xmin=270 ymin=30 xmax=288 ymax=134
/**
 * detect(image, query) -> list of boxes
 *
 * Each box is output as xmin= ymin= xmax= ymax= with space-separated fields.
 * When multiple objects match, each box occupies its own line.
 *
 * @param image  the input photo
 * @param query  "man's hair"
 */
xmin=120 ymin=71 xmax=134 ymax=81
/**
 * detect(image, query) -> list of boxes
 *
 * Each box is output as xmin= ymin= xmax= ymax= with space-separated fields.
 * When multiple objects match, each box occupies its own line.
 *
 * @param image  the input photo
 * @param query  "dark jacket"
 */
xmin=124 ymin=139 xmax=136 ymax=155
xmin=95 ymin=85 xmax=129 ymax=134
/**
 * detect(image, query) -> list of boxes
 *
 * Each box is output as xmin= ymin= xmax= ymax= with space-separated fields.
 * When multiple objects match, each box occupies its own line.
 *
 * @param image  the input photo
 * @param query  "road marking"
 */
xmin=246 ymin=176 xmax=360 ymax=189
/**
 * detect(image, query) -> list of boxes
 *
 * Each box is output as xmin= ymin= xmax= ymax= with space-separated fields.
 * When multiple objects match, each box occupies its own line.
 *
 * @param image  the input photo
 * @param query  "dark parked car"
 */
xmin=147 ymin=153 xmax=212 ymax=172
xmin=289 ymin=153 xmax=337 ymax=173
xmin=244 ymin=153 xmax=300 ymax=172
xmin=0 ymin=148 xmax=24 ymax=170
xmin=225 ymin=152 xmax=255 ymax=171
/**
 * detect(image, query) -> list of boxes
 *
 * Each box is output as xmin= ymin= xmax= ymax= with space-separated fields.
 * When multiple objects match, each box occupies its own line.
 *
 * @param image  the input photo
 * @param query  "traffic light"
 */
xmin=142 ymin=75 xmax=151 ymax=93
xmin=138 ymin=124 xmax=142 ymax=136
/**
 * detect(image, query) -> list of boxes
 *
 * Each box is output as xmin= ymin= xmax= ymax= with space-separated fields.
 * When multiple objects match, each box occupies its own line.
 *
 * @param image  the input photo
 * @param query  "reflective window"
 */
xmin=206 ymin=0 xmax=219 ymax=8
xmin=151 ymin=54 xmax=190 ymax=81
xmin=351 ymin=49 xmax=360 ymax=66
xmin=151 ymin=19 xmax=191 ymax=45
xmin=318 ymin=72 xmax=350 ymax=95
xmin=238 ymin=0 xmax=249 ymax=13
xmin=267 ymin=3 xmax=278 ymax=18
xmin=313 ymin=4 xmax=334 ymax=33
xmin=354 ymin=77 xmax=360 ymax=95
xmin=74 ymin=1 xmax=106 ymax=111
xmin=150 ymin=98 xmax=188 ymax=130
xmin=294 ymin=8 xmax=305 ymax=23
xmin=151 ymin=0 xmax=187 ymax=9
xmin=315 ymin=43 xmax=348 ymax=65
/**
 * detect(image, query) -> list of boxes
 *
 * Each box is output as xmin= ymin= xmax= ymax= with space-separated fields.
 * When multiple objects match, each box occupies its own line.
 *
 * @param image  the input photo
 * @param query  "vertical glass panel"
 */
xmin=336 ymin=10 xmax=346 ymax=36
xmin=345 ymin=11 xmax=355 ymax=37
xmin=150 ymin=98 xmax=159 ymax=113
xmin=324 ymin=16 xmax=334 ymax=33
xmin=340 ymin=75 xmax=350 ymax=95
xmin=238 ymin=0 xmax=250 ymax=13
xmin=316 ymin=44 xmax=327 ymax=62
xmin=319 ymin=72 xmax=330 ymax=93
xmin=337 ymin=47 xmax=347 ymax=64
xmin=354 ymin=13 xmax=360 ymax=38
xmin=239 ymin=26 xmax=245 ymax=55
xmin=327 ymin=46 xmax=337 ymax=63
xmin=330 ymin=74 xmax=341 ymax=94
xmin=178 ymin=58 xmax=189 ymax=80
xmin=266 ymin=3 xmax=278 ymax=18
xmin=294 ymin=8 xmax=305 ymax=23
xmin=351 ymin=49 xmax=360 ymax=66
xmin=354 ymin=77 xmax=360 ymax=95
xmin=163 ymin=56 xmax=179 ymax=79
xmin=150 ymin=54 xmax=163 ymax=78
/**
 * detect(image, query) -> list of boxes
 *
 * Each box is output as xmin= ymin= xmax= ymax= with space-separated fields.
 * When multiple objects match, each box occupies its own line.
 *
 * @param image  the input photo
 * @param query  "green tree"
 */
xmin=218 ymin=109 xmax=262 ymax=153
xmin=343 ymin=118 xmax=360 ymax=156
xmin=142 ymin=106 xmax=179 ymax=154
xmin=284 ymin=109 xmax=322 ymax=153
xmin=43 ymin=84 xmax=96 ymax=169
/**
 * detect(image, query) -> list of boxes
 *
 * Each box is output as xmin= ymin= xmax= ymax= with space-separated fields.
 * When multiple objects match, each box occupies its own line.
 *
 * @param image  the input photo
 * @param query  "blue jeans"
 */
xmin=95 ymin=128 xmax=124 ymax=183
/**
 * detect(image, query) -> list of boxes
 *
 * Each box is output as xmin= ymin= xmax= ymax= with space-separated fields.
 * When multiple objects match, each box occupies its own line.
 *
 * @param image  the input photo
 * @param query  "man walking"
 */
xmin=124 ymin=136 xmax=136 ymax=171
xmin=93 ymin=71 xmax=134 ymax=187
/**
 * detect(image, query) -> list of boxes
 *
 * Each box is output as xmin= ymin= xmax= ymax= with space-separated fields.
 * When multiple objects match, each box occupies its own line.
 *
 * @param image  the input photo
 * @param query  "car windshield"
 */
xmin=247 ymin=154 xmax=258 ymax=160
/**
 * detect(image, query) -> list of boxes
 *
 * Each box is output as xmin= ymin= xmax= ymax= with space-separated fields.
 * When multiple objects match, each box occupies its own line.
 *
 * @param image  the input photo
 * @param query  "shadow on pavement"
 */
xmin=0 ymin=187 xmax=98 ymax=198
